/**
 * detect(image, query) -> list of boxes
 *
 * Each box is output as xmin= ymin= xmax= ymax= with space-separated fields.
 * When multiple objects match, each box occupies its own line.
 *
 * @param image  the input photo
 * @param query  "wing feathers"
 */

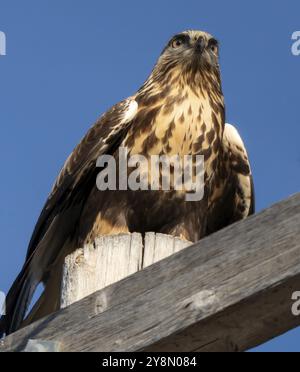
xmin=27 ymin=98 xmax=138 ymax=261
xmin=0 ymin=98 xmax=138 ymax=337
xmin=223 ymin=123 xmax=255 ymax=218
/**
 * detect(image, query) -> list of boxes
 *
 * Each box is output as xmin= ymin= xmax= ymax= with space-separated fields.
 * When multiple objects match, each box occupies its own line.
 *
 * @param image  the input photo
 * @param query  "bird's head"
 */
xmin=151 ymin=30 xmax=221 ymax=89
xmin=139 ymin=30 xmax=223 ymax=101
xmin=161 ymin=30 xmax=219 ymax=69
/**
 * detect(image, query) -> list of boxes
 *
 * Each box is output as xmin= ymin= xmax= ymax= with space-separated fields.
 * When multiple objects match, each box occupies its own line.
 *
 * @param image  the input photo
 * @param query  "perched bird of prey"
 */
xmin=0 ymin=30 xmax=254 ymax=337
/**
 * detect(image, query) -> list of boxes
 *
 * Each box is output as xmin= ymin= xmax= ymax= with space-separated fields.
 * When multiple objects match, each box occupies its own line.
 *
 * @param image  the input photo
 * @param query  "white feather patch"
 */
xmin=224 ymin=123 xmax=247 ymax=152
xmin=122 ymin=100 xmax=138 ymax=124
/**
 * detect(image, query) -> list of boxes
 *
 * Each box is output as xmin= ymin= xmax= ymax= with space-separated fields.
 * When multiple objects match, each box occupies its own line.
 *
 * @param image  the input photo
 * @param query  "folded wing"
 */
xmin=0 ymin=98 xmax=138 ymax=337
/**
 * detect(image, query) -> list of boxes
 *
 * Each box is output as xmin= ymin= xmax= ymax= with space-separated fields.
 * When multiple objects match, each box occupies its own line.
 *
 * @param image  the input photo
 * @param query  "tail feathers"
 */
xmin=0 ymin=266 xmax=37 ymax=338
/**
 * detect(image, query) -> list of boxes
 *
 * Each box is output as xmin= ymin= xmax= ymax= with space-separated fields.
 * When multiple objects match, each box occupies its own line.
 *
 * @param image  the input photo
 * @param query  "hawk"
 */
xmin=0 ymin=30 xmax=254 ymax=337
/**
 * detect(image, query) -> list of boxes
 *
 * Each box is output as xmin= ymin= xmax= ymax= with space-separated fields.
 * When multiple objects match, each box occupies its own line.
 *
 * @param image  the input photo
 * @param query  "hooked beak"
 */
xmin=194 ymin=37 xmax=206 ymax=54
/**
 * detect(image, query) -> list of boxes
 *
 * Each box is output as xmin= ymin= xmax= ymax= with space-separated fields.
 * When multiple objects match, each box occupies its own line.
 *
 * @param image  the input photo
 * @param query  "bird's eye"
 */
xmin=209 ymin=40 xmax=219 ymax=54
xmin=172 ymin=37 xmax=185 ymax=49
xmin=210 ymin=45 xmax=218 ymax=54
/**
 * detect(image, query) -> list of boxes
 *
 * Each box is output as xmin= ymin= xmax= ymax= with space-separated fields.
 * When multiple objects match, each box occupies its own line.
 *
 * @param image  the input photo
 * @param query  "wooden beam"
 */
xmin=1 ymin=194 xmax=300 ymax=352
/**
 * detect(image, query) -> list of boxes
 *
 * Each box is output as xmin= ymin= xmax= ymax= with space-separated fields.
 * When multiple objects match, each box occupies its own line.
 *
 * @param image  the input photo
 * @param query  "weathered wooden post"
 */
xmin=61 ymin=233 xmax=192 ymax=308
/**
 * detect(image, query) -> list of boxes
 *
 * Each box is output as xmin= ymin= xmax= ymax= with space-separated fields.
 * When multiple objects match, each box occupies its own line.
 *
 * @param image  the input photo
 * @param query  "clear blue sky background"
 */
xmin=1 ymin=0 xmax=300 ymax=352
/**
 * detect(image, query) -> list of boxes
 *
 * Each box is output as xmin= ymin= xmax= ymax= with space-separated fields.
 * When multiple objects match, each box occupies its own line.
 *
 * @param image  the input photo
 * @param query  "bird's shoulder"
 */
xmin=222 ymin=123 xmax=255 ymax=216
xmin=222 ymin=124 xmax=251 ymax=175
xmin=51 ymin=97 xmax=138 ymax=195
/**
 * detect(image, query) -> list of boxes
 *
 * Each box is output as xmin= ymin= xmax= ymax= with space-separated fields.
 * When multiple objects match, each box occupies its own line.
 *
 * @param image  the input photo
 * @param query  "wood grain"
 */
xmin=61 ymin=233 xmax=191 ymax=308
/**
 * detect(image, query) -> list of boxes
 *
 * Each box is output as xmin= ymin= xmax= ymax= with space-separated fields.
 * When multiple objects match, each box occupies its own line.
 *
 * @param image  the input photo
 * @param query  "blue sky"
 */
xmin=0 ymin=0 xmax=300 ymax=352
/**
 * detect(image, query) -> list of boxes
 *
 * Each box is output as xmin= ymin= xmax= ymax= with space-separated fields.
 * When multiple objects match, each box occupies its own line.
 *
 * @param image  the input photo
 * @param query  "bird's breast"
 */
xmin=124 ymin=87 xmax=224 ymax=170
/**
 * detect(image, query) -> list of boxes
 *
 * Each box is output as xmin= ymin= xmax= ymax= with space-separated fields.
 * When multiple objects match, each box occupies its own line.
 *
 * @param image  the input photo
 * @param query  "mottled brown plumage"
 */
xmin=0 ymin=30 xmax=254 ymax=337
